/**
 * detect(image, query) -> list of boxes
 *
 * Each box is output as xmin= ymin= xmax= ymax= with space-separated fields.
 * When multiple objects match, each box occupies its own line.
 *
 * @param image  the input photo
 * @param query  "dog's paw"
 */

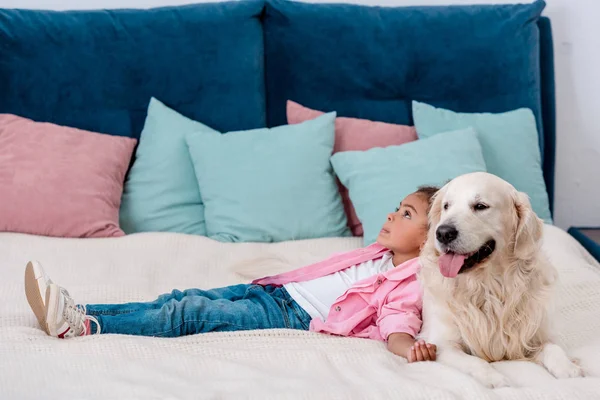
xmin=471 ymin=367 xmax=510 ymax=388
xmin=538 ymin=343 xmax=585 ymax=379
xmin=546 ymin=359 xmax=584 ymax=379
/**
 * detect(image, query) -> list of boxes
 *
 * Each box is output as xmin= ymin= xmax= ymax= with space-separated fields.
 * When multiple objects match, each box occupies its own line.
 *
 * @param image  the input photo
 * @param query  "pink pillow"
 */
xmin=287 ymin=100 xmax=417 ymax=236
xmin=0 ymin=114 xmax=137 ymax=238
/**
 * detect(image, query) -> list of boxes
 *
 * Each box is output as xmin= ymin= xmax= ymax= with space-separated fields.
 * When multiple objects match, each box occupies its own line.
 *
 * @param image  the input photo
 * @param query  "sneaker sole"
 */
xmin=24 ymin=262 xmax=49 ymax=335
xmin=45 ymin=284 xmax=59 ymax=337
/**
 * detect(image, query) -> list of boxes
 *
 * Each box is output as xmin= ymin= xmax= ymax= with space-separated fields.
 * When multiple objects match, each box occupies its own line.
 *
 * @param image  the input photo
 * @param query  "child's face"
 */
xmin=376 ymin=192 xmax=430 ymax=255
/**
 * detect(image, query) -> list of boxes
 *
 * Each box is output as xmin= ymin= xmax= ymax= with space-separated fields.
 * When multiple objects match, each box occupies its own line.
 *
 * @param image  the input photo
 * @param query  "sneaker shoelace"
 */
xmin=61 ymin=289 xmax=101 ymax=335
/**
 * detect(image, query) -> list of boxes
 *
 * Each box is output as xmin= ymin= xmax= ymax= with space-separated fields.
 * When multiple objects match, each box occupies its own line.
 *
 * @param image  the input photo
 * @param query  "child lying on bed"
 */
xmin=24 ymin=186 xmax=439 ymax=363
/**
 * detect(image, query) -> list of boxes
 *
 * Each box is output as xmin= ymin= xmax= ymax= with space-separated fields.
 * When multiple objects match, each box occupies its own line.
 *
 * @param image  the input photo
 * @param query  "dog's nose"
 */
xmin=436 ymin=224 xmax=458 ymax=244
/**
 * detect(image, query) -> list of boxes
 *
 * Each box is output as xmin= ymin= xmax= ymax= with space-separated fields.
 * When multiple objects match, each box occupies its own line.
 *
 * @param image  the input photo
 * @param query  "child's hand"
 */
xmin=407 ymin=340 xmax=437 ymax=362
xmin=387 ymin=333 xmax=437 ymax=363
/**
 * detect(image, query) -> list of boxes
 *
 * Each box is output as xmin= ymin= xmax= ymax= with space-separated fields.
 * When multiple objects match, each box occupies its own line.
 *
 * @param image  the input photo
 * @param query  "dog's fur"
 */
xmin=418 ymin=172 xmax=583 ymax=387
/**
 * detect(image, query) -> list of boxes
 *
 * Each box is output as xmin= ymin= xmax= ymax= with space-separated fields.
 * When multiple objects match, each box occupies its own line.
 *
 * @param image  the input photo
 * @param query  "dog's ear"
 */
xmin=428 ymin=186 xmax=446 ymax=228
xmin=512 ymin=191 xmax=543 ymax=260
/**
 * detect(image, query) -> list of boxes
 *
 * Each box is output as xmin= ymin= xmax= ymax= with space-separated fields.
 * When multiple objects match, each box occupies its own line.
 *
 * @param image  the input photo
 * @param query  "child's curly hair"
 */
xmin=414 ymin=185 xmax=440 ymax=213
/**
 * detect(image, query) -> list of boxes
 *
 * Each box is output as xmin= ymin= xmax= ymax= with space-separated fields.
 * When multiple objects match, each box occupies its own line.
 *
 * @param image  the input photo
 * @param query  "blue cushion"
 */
xmin=331 ymin=128 xmax=487 ymax=245
xmin=120 ymin=98 xmax=218 ymax=235
xmin=185 ymin=113 xmax=350 ymax=243
xmin=263 ymin=0 xmax=546 ymax=138
xmin=412 ymin=101 xmax=552 ymax=223
xmin=0 ymin=1 xmax=266 ymax=138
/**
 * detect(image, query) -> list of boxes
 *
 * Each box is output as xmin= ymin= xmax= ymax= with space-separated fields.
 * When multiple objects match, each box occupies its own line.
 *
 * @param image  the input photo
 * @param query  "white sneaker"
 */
xmin=24 ymin=261 xmax=54 ymax=332
xmin=45 ymin=283 xmax=101 ymax=338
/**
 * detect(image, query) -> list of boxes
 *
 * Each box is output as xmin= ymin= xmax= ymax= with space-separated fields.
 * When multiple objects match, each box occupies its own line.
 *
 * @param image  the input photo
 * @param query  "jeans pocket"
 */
xmin=279 ymin=299 xmax=292 ymax=329
xmin=288 ymin=300 xmax=311 ymax=331
xmin=271 ymin=286 xmax=309 ymax=330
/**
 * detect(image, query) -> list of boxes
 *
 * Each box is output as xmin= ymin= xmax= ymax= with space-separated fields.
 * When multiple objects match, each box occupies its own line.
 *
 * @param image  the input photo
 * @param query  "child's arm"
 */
xmin=387 ymin=333 xmax=437 ymax=362
xmin=377 ymin=278 xmax=436 ymax=362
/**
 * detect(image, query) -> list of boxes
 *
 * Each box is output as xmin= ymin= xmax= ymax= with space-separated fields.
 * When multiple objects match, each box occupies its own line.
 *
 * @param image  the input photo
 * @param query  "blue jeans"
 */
xmin=85 ymin=284 xmax=312 ymax=337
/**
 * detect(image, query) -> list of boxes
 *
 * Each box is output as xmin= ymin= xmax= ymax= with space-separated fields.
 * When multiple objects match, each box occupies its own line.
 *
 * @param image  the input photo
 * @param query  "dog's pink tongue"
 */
xmin=438 ymin=253 xmax=466 ymax=278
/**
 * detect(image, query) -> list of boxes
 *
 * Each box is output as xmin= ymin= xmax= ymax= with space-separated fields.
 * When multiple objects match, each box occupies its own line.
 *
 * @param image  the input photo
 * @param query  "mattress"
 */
xmin=1 ymin=225 xmax=600 ymax=399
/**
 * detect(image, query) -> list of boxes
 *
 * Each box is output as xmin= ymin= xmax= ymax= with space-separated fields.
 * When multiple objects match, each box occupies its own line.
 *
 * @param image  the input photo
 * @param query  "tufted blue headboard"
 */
xmin=0 ymin=0 xmax=556 ymax=215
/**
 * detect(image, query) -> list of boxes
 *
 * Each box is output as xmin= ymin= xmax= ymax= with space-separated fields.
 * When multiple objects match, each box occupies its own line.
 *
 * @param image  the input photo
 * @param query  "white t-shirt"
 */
xmin=284 ymin=252 xmax=395 ymax=321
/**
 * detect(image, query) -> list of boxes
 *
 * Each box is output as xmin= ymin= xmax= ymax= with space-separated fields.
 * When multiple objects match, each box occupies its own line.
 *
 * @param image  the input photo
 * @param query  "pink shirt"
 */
xmin=252 ymin=243 xmax=422 ymax=341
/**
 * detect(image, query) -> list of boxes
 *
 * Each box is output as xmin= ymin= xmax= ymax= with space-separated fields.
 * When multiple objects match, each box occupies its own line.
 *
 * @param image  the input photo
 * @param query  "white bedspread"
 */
xmin=1 ymin=225 xmax=600 ymax=399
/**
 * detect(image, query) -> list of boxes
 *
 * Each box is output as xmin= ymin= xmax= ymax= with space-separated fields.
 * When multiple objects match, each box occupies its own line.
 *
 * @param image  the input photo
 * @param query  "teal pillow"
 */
xmin=331 ymin=128 xmax=487 ymax=245
xmin=120 ymin=98 xmax=218 ymax=235
xmin=185 ymin=112 xmax=350 ymax=243
xmin=412 ymin=101 xmax=552 ymax=223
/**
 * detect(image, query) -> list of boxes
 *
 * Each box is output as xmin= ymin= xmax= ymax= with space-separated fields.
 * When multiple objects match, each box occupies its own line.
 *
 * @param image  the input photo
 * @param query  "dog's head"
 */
xmin=426 ymin=172 xmax=543 ymax=278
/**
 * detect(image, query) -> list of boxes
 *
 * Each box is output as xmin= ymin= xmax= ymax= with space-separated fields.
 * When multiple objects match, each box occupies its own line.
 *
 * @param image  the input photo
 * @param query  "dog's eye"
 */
xmin=443 ymin=202 xmax=449 ymax=210
xmin=473 ymin=203 xmax=489 ymax=211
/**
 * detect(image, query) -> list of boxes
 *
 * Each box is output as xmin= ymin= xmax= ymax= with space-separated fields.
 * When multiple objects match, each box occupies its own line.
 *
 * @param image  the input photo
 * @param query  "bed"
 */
xmin=1 ymin=227 xmax=599 ymax=399
xmin=1 ymin=0 xmax=599 ymax=398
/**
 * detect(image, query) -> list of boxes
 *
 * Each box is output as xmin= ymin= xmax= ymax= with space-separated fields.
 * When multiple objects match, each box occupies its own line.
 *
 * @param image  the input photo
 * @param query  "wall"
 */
xmin=3 ymin=0 xmax=599 ymax=229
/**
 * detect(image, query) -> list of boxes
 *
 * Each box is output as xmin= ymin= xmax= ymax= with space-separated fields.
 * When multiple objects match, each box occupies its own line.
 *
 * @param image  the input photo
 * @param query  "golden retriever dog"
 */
xmin=418 ymin=172 xmax=583 ymax=388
